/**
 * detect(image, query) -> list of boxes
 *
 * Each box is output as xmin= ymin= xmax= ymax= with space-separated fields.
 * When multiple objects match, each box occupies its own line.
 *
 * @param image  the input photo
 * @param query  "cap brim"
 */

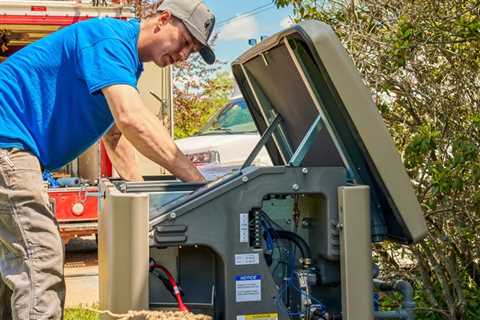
xmin=199 ymin=46 xmax=216 ymax=65
xmin=182 ymin=20 xmax=216 ymax=64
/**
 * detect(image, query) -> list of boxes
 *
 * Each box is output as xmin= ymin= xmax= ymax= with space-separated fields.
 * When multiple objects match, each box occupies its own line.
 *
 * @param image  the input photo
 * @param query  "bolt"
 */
xmin=336 ymin=223 xmax=343 ymax=230
xmin=292 ymin=184 xmax=300 ymax=191
xmin=169 ymin=212 xmax=177 ymax=220
xmin=242 ymin=176 xmax=249 ymax=183
xmin=302 ymin=218 xmax=311 ymax=228
xmin=302 ymin=168 xmax=308 ymax=174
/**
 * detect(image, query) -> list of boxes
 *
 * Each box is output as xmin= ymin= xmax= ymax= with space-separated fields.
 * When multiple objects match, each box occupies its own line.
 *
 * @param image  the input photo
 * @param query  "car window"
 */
xmin=198 ymin=99 xmax=258 ymax=135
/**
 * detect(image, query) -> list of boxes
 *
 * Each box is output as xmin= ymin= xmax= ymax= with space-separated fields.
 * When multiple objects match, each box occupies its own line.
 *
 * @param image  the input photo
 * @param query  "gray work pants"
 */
xmin=0 ymin=149 xmax=65 ymax=319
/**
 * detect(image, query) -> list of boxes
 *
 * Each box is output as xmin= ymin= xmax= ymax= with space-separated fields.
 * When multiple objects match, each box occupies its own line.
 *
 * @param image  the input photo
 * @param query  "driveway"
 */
xmin=64 ymin=237 xmax=98 ymax=307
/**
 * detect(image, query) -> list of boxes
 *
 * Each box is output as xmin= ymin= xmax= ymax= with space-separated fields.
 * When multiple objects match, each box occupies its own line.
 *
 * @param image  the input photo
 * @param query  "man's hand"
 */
xmin=102 ymin=84 xmax=206 ymax=183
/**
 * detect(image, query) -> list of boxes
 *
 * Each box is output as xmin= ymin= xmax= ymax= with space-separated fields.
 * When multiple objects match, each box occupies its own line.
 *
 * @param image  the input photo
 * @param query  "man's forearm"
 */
xmin=117 ymin=108 xmax=204 ymax=182
xmin=103 ymin=125 xmax=143 ymax=181
xmin=103 ymin=85 xmax=205 ymax=183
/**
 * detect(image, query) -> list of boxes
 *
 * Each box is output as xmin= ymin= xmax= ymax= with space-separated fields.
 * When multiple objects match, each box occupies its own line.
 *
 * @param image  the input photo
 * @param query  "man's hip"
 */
xmin=0 ymin=148 xmax=65 ymax=320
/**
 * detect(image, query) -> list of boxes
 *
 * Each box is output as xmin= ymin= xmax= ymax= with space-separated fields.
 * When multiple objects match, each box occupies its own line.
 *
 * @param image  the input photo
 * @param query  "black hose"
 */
xmin=270 ymin=230 xmax=311 ymax=260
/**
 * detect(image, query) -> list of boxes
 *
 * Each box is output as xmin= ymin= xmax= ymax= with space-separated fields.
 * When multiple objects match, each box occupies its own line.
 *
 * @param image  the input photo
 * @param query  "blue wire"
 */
xmin=273 ymin=230 xmax=327 ymax=318
xmin=276 ymin=277 xmax=326 ymax=317
xmin=261 ymin=212 xmax=327 ymax=317
xmin=261 ymin=220 xmax=274 ymax=253
xmin=274 ymin=241 xmax=305 ymax=317
xmin=275 ymin=277 xmax=290 ymax=314
xmin=272 ymin=238 xmax=294 ymax=315
xmin=289 ymin=282 xmax=327 ymax=312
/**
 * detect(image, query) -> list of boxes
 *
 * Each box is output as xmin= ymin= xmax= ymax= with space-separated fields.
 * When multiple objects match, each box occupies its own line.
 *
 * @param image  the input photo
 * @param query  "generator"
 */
xmin=98 ymin=20 xmax=427 ymax=320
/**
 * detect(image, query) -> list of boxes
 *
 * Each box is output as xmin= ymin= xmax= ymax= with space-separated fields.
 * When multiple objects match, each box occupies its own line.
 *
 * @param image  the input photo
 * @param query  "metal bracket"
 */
xmin=288 ymin=115 xmax=324 ymax=167
xmin=241 ymin=114 xmax=282 ymax=170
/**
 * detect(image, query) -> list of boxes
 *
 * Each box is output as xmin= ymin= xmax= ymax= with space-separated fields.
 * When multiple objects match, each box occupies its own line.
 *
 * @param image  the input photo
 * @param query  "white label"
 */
xmin=235 ymin=253 xmax=260 ymax=265
xmin=240 ymin=213 xmax=249 ymax=243
xmin=235 ymin=275 xmax=261 ymax=302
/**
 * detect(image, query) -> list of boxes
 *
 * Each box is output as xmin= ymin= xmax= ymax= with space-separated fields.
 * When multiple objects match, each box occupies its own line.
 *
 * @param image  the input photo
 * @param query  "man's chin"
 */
xmin=153 ymin=59 xmax=168 ymax=68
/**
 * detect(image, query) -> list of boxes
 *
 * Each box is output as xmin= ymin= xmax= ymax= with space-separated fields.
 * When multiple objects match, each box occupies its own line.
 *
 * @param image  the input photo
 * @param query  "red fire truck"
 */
xmin=0 ymin=0 xmax=172 ymax=243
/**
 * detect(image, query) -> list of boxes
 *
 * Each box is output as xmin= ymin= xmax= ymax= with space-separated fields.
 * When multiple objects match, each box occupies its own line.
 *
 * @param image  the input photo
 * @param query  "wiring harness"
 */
xmin=149 ymin=258 xmax=189 ymax=312
xmin=260 ymin=210 xmax=327 ymax=319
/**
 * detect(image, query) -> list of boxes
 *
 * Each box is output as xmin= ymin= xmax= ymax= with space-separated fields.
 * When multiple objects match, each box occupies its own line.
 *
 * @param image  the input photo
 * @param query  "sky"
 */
xmin=202 ymin=1 xmax=294 ymax=66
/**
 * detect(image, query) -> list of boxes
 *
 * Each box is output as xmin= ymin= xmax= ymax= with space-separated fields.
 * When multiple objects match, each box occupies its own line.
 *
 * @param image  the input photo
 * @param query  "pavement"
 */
xmin=64 ymin=237 xmax=99 ymax=308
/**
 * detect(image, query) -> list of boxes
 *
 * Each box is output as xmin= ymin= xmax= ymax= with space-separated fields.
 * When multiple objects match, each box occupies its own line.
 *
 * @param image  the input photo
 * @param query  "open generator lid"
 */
xmin=231 ymin=20 xmax=427 ymax=243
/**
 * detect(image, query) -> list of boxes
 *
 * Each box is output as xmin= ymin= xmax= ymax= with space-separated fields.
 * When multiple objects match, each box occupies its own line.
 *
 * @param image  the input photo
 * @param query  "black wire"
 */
xmin=260 ymin=211 xmax=319 ymax=316
xmin=272 ymin=260 xmax=289 ymax=277
xmin=216 ymin=1 xmax=273 ymax=25
xmin=150 ymin=269 xmax=176 ymax=298
xmin=260 ymin=210 xmax=311 ymax=260
xmin=216 ymin=1 xmax=275 ymax=28
xmin=271 ymin=230 xmax=311 ymax=260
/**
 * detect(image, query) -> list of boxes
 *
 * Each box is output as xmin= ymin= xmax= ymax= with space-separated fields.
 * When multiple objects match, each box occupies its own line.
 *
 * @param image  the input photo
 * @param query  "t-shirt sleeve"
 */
xmin=76 ymin=38 xmax=138 ymax=94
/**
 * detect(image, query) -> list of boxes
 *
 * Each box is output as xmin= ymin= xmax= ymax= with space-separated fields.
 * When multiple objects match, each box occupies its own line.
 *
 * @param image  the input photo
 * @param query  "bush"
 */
xmin=275 ymin=1 xmax=480 ymax=319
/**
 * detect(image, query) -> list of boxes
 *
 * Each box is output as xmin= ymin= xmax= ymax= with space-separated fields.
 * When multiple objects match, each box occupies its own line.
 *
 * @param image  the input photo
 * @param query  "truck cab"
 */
xmin=0 ymin=0 xmax=173 ymax=243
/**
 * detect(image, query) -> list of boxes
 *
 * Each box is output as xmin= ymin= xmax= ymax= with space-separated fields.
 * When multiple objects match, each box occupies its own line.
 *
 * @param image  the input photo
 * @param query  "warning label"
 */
xmin=236 ymin=313 xmax=278 ymax=320
xmin=235 ymin=275 xmax=262 ymax=302
xmin=235 ymin=253 xmax=260 ymax=265
xmin=240 ymin=213 xmax=249 ymax=243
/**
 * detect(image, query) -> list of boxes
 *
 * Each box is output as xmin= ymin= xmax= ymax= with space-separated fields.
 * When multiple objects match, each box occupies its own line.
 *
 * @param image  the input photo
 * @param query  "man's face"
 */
xmin=149 ymin=13 xmax=201 ymax=67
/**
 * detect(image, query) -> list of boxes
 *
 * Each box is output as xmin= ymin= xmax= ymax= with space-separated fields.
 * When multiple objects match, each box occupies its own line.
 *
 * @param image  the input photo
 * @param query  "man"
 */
xmin=0 ymin=0 xmax=214 ymax=318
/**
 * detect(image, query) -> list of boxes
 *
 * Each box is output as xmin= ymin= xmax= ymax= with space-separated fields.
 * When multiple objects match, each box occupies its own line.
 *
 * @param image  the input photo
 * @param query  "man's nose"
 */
xmin=178 ymin=48 xmax=191 ymax=62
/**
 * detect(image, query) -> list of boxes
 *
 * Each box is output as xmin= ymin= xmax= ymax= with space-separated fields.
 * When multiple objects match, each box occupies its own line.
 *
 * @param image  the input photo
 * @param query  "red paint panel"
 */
xmin=49 ymin=187 xmax=98 ymax=222
xmin=0 ymin=15 xmax=89 ymax=26
xmin=30 ymin=6 xmax=47 ymax=12
xmin=0 ymin=15 xmax=128 ymax=26
xmin=100 ymin=141 xmax=112 ymax=178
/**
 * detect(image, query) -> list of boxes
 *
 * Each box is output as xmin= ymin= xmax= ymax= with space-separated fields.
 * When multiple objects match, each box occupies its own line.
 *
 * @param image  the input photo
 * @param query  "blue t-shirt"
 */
xmin=0 ymin=18 xmax=143 ymax=170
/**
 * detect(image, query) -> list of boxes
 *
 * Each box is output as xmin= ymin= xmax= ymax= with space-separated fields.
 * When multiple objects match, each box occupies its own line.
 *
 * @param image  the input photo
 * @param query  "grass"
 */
xmin=65 ymin=306 xmax=99 ymax=320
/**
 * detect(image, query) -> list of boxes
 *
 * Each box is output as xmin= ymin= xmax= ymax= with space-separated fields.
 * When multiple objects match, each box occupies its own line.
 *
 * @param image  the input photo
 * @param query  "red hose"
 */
xmin=152 ymin=263 xmax=189 ymax=312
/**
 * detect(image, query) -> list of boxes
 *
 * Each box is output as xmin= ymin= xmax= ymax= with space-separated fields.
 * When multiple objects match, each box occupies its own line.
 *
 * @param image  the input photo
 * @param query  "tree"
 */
xmin=138 ymin=1 xmax=234 ymax=139
xmin=275 ymin=1 xmax=480 ymax=319
xmin=173 ymin=54 xmax=234 ymax=138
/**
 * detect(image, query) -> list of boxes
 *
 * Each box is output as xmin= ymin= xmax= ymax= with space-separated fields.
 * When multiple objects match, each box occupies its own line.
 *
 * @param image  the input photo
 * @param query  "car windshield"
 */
xmin=197 ymin=99 xmax=258 ymax=135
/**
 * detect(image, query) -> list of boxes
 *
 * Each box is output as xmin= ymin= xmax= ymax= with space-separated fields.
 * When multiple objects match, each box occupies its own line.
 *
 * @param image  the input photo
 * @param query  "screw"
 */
xmin=302 ymin=218 xmax=311 ymax=228
xmin=242 ymin=176 xmax=249 ymax=182
xmin=292 ymin=184 xmax=300 ymax=191
xmin=336 ymin=223 xmax=343 ymax=230
xmin=302 ymin=168 xmax=308 ymax=174
xmin=169 ymin=212 xmax=177 ymax=220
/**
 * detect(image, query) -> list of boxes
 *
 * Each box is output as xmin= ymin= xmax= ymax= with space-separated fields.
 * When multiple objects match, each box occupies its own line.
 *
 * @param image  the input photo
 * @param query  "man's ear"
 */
xmin=156 ymin=10 xmax=172 ymax=28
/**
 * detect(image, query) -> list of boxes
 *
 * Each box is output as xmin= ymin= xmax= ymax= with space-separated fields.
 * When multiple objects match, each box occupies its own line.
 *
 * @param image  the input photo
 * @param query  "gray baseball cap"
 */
xmin=157 ymin=0 xmax=216 ymax=64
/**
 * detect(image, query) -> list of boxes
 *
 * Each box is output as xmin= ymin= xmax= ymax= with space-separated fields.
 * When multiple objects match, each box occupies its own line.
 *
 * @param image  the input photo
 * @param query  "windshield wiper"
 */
xmin=199 ymin=128 xmax=235 ymax=135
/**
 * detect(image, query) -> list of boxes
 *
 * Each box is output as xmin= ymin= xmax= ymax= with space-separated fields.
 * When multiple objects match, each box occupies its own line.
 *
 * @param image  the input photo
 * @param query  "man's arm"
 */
xmin=103 ymin=125 xmax=143 ymax=181
xmin=102 ymin=84 xmax=205 ymax=183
